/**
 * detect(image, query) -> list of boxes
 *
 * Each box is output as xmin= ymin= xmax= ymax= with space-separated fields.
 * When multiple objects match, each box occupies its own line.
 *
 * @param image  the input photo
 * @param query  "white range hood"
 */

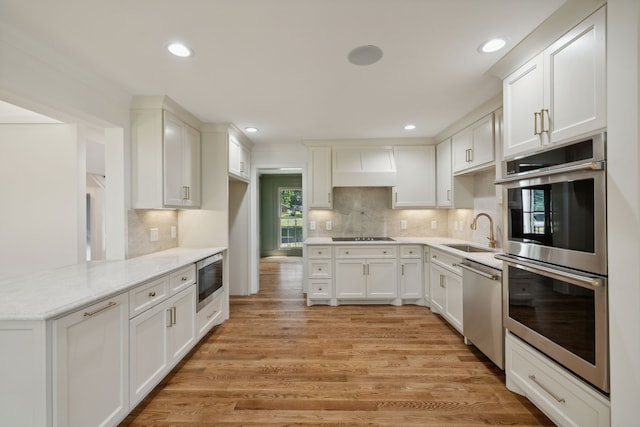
xmin=332 ymin=146 xmax=397 ymax=187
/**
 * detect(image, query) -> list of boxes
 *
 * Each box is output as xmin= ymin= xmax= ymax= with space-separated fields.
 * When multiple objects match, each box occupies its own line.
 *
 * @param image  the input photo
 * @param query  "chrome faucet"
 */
xmin=470 ymin=213 xmax=497 ymax=248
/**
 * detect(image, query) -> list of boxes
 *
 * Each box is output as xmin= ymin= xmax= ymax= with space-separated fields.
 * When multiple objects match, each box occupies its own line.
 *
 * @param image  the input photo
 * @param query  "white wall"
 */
xmin=0 ymin=124 xmax=82 ymax=278
xmin=607 ymin=0 xmax=640 ymax=424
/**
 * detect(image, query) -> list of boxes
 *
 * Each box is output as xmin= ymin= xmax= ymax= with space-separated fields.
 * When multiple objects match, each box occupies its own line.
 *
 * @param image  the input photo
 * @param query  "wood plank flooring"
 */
xmin=120 ymin=256 xmax=553 ymax=426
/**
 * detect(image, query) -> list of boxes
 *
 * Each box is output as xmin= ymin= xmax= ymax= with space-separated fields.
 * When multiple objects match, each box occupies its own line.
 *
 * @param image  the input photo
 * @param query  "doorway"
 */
xmin=259 ymin=174 xmax=303 ymax=257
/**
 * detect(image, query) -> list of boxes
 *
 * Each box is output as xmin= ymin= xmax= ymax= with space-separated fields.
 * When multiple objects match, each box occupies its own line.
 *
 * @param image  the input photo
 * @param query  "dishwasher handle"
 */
xmin=459 ymin=262 xmax=500 ymax=281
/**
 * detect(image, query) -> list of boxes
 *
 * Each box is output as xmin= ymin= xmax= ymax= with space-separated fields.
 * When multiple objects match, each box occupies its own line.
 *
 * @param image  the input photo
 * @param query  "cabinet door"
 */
xmin=240 ymin=144 xmax=251 ymax=180
xmin=163 ymin=111 xmax=186 ymax=206
xmin=545 ymin=7 xmax=606 ymax=145
xmin=335 ymin=259 xmax=366 ymax=298
xmin=167 ymin=285 xmax=196 ymax=366
xmin=129 ymin=299 xmax=170 ymax=407
xmin=228 ymin=136 xmax=241 ymax=176
xmin=400 ymin=258 xmax=422 ymax=299
xmin=503 ymin=55 xmax=544 ymax=158
xmin=366 ymin=259 xmax=397 ymax=299
xmin=470 ymin=114 xmax=494 ymax=167
xmin=436 ymin=139 xmax=452 ymax=207
xmin=429 ymin=264 xmax=446 ymax=314
xmin=452 ymin=130 xmax=472 ymax=173
xmin=182 ymin=124 xmax=201 ymax=207
xmin=54 ymin=294 xmax=129 ymax=427
xmin=393 ymin=146 xmax=436 ymax=208
xmin=308 ymin=147 xmax=332 ymax=208
xmin=444 ymin=272 xmax=463 ymax=333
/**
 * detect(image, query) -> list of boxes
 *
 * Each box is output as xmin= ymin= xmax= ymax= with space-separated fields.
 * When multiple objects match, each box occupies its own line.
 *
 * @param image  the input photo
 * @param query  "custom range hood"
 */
xmin=332 ymin=147 xmax=397 ymax=187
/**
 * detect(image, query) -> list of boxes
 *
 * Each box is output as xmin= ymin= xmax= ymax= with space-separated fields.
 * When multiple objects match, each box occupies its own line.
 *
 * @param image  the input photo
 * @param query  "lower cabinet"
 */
xmin=54 ymin=293 xmax=130 ymax=427
xmin=335 ymin=258 xmax=397 ymax=299
xmin=196 ymin=289 xmax=225 ymax=339
xmin=400 ymin=245 xmax=423 ymax=301
xmin=506 ymin=332 xmax=610 ymax=427
xmin=130 ymin=284 xmax=196 ymax=407
xmin=429 ymin=249 xmax=464 ymax=333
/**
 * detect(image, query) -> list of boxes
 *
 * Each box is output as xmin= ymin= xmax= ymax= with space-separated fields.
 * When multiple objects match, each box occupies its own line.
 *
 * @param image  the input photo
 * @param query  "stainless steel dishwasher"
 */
xmin=459 ymin=259 xmax=504 ymax=369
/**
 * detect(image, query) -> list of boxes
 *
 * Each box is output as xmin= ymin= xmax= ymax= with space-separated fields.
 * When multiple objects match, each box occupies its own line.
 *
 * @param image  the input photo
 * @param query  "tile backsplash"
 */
xmin=308 ymin=169 xmax=503 ymax=247
xmin=127 ymin=209 xmax=178 ymax=258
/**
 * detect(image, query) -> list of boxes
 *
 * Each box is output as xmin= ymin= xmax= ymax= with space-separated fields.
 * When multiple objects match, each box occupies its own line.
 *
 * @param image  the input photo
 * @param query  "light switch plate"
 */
xmin=431 ymin=220 xmax=437 ymax=229
xmin=326 ymin=221 xmax=332 ymax=230
xmin=309 ymin=221 xmax=316 ymax=230
xmin=150 ymin=228 xmax=159 ymax=242
xmin=400 ymin=220 xmax=407 ymax=230
xmin=171 ymin=226 xmax=177 ymax=238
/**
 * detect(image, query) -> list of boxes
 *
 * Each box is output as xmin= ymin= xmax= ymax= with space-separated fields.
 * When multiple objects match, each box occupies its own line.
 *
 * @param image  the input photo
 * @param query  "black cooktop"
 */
xmin=331 ymin=237 xmax=395 ymax=242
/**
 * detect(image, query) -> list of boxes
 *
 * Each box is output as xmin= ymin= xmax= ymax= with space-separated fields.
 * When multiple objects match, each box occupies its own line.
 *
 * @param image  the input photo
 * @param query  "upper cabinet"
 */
xmin=228 ymin=135 xmax=251 ymax=182
xmin=436 ymin=138 xmax=473 ymax=209
xmin=392 ymin=145 xmax=436 ymax=208
xmin=132 ymin=105 xmax=201 ymax=209
xmin=308 ymin=146 xmax=332 ymax=208
xmin=503 ymin=7 xmax=606 ymax=159
xmin=452 ymin=113 xmax=495 ymax=174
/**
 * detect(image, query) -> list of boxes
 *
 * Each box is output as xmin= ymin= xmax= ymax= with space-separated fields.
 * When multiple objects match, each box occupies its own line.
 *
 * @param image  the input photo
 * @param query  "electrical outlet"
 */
xmin=453 ymin=221 xmax=458 ymax=231
xmin=309 ymin=221 xmax=316 ymax=230
xmin=150 ymin=228 xmax=159 ymax=242
xmin=431 ymin=220 xmax=437 ymax=229
xmin=171 ymin=226 xmax=177 ymax=238
xmin=400 ymin=220 xmax=407 ymax=230
xmin=326 ymin=221 xmax=332 ymax=230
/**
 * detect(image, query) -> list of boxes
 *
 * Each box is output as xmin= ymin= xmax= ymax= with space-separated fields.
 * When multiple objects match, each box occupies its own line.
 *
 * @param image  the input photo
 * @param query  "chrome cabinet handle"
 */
xmin=240 ymin=161 xmax=245 ymax=173
xmin=540 ymin=109 xmax=550 ymax=134
xmin=167 ymin=308 xmax=173 ymax=327
xmin=468 ymin=148 xmax=473 ymax=162
xmin=528 ymin=375 xmax=566 ymax=404
xmin=440 ymin=275 xmax=445 ymax=288
xmin=534 ymin=111 xmax=541 ymax=135
xmin=328 ymin=192 xmax=331 ymax=203
xmin=401 ymin=264 xmax=405 ymax=276
xmin=83 ymin=301 xmax=117 ymax=317
xmin=458 ymin=263 xmax=500 ymax=280
xmin=447 ymin=189 xmax=451 ymax=201
xmin=172 ymin=306 xmax=177 ymax=325
xmin=181 ymin=276 xmax=188 ymax=281
xmin=148 ymin=291 xmax=156 ymax=297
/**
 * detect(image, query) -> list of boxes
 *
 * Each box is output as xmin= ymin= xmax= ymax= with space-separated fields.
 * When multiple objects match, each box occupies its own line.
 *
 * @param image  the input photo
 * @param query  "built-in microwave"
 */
xmin=196 ymin=253 xmax=224 ymax=312
xmin=496 ymin=133 xmax=607 ymax=275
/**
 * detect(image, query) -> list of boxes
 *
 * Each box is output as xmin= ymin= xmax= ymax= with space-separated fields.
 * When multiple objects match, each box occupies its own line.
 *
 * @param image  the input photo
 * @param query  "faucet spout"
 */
xmin=470 ymin=213 xmax=497 ymax=248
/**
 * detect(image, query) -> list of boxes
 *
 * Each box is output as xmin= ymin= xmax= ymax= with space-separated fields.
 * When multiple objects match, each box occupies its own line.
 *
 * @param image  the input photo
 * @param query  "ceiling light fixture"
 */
xmin=478 ymin=38 xmax=506 ymax=54
xmin=404 ymin=124 xmax=416 ymax=131
xmin=167 ymin=42 xmax=193 ymax=58
xmin=347 ymin=45 xmax=383 ymax=66
xmin=245 ymin=127 xmax=259 ymax=133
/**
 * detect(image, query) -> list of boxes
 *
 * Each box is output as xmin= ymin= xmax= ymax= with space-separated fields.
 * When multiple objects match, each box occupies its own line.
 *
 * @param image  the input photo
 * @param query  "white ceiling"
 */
xmin=0 ymin=0 xmax=566 ymax=144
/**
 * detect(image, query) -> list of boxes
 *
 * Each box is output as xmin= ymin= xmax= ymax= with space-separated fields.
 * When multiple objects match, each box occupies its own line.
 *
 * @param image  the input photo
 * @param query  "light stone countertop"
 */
xmin=0 ymin=247 xmax=225 ymax=321
xmin=304 ymin=237 xmax=503 ymax=270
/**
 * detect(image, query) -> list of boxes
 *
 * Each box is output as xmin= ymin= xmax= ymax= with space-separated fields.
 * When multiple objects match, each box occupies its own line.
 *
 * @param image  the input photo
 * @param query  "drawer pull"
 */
xmin=528 ymin=375 xmax=566 ymax=404
xmin=207 ymin=310 xmax=218 ymax=319
xmin=318 ymin=267 xmax=322 ymax=271
xmin=149 ymin=291 xmax=156 ymax=297
xmin=346 ymin=251 xmax=349 ymax=255
xmin=432 ymin=255 xmax=437 ymax=259
xmin=318 ymin=287 xmax=323 ymax=292
xmin=84 ymin=301 xmax=117 ymax=317
xmin=318 ymin=251 xmax=323 ymax=255
xmin=383 ymin=250 xmax=387 ymax=254
xmin=452 ymin=263 xmax=458 ymax=267
xmin=181 ymin=276 xmax=188 ymax=281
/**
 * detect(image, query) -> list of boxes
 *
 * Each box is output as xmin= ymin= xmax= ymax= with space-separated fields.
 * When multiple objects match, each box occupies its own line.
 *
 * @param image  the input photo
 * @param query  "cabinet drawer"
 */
xmin=196 ymin=291 xmax=224 ymax=339
xmin=308 ymin=260 xmax=331 ymax=278
xmin=170 ymin=265 xmax=196 ymax=294
xmin=506 ymin=333 xmax=610 ymax=427
xmin=308 ymin=279 xmax=332 ymax=298
xmin=307 ymin=246 xmax=332 ymax=259
xmin=400 ymin=245 xmax=422 ymax=259
xmin=429 ymin=248 xmax=462 ymax=275
xmin=336 ymin=245 xmax=397 ymax=258
xmin=129 ymin=276 xmax=170 ymax=318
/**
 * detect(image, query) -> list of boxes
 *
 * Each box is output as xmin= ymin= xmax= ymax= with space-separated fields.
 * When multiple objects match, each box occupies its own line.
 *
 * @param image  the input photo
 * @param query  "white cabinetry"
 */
xmin=428 ymin=249 xmax=463 ymax=333
xmin=332 ymin=147 xmax=397 ymax=187
xmin=506 ymin=333 xmax=610 ymax=427
xmin=305 ymin=245 xmax=333 ymax=304
xmin=308 ymin=147 xmax=332 ymax=208
xmin=503 ymin=7 xmax=606 ymax=159
xmin=392 ymin=146 xmax=436 ymax=208
xmin=399 ymin=245 xmax=423 ymax=302
xmin=335 ymin=246 xmax=397 ymax=301
xmin=132 ymin=107 xmax=201 ymax=208
xmin=129 ymin=270 xmax=196 ymax=407
xmin=452 ymin=114 xmax=495 ymax=174
xmin=54 ymin=293 xmax=129 ymax=427
xmin=228 ymin=135 xmax=251 ymax=182
xmin=436 ymin=138 xmax=473 ymax=208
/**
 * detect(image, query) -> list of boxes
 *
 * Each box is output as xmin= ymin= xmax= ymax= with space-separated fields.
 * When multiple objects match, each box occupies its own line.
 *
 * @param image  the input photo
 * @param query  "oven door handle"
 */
xmin=494 ymin=160 xmax=605 ymax=185
xmin=495 ymin=254 xmax=604 ymax=289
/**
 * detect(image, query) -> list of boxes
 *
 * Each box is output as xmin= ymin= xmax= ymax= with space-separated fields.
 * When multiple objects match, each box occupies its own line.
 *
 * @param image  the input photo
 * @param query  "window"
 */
xmin=278 ymin=187 xmax=303 ymax=249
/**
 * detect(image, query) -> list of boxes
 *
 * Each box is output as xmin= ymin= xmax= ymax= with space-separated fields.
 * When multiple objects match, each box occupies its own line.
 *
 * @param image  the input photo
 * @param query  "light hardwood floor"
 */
xmin=120 ymin=256 xmax=553 ymax=426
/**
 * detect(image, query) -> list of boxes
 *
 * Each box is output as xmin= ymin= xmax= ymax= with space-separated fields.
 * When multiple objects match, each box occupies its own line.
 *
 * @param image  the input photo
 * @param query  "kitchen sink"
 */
xmin=443 ymin=243 xmax=494 ymax=253
xmin=332 ymin=237 xmax=395 ymax=242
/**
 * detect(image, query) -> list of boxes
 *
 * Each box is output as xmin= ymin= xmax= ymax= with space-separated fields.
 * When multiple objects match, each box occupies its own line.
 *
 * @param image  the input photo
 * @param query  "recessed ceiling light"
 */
xmin=167 ymin=42 xmax=193 ymax=58
xmin=478 ymin=38 xmax=506 ymax=54
xmin=245 ymin=127 xmax=259 ymax=133
xmin=348 ymin=45 xmax=383 ymax=66
xmin=404 ymin=124 xmax=416 ymax=131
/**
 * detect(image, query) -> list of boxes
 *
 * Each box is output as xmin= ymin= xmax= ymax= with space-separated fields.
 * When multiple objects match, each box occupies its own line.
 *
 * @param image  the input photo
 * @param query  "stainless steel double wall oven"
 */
xmin=496 ymin=133 xmax=609 ymax=393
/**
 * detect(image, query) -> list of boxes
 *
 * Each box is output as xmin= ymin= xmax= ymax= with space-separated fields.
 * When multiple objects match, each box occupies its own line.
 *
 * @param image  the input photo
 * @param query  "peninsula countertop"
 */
xmin=0 ymin=247 xmax=225 ymax=321
xmin=304 ymin=237 xmax=502 ymax=270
